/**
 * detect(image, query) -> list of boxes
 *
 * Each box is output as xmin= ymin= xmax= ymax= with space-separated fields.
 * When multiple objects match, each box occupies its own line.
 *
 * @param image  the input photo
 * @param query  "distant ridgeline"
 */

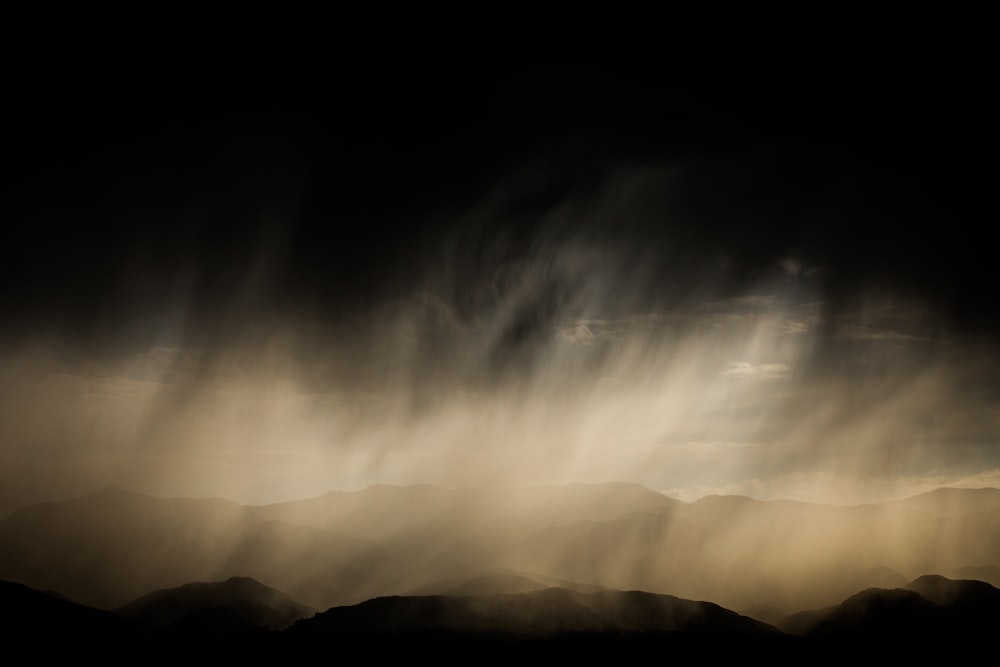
xmin=1 ymin=484 xmax=998 ymax=658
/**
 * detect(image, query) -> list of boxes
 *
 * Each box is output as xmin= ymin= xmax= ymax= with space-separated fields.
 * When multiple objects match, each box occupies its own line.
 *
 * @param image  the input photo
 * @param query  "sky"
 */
xmin=1 ymin=31 xmax=998 ymax=514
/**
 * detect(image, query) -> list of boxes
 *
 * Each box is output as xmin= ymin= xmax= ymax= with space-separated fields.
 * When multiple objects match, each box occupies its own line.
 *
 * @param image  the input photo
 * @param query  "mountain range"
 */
xmin=3 ymin=482 xmax=996 ymax=617
xmin=3 ymin=572 xmax=998 ymax=661
xmin=1 ymin=480 xmax=999 ymax=657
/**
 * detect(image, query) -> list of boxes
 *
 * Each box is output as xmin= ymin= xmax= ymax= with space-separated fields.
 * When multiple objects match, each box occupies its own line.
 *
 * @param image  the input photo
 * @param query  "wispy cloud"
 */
xmin=720 ymin=362 xmax=791 ymax=379
xmin=837 ymin=324 xmax=931 ymax=342
xmin=781 ymin=317 xmax=818 ymax=335
xmin=556 ymin=323 xmax=597 ymax=344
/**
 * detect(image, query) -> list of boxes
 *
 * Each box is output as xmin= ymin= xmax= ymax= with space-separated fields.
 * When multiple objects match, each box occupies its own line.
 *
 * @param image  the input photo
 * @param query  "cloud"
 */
xmin=556 ymin=323 xmax=596 ymax=344
xmin=781 ymin=321 xmax=811 ymax=335
xmin=837 ymin=324 xmax=930 ymax=342
xmin=2 ymin=155 xmax=999 ymax=516
xmin=780 ymin=258 xmax=803 ymax=276
xmin=720 ymin=361 xmax=791 ymax=379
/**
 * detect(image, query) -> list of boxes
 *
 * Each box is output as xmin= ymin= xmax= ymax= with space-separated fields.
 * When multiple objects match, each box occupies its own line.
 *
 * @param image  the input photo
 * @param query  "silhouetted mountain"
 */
xmin=274 ymin=587 xmax=801 ymax=660
xmin=780 ymin=587 xmax=938 ymax=637
xmin=906 ymin=573 xmax=1000 ymax=605
xmin=0 ymin=482 xmax=680 ymax=611
xmin=6 ymin=572 xmax=1000 ymax=661
xmin=905 ymin=574 xmax=1000 ymax=638
xmin=157 ymin=599 xmax=281 ymax=646
xmin=502 ymin=490 xmax=1000 ymax=613
xmin=287 ymin=587 xmax=778 ymax=640
xmin=778 ymin=575 xmax=1000 ymax=659
xmin=0 ymin=487 xmax=398 ymax=609
xmin=952 ymin=564 xmax=1000 ymax=587
xmin=3 ymin=484 xmax=998 ymax=625
xmin=116 ymin=576 xmax=314 ymax=637
xmin=0 ymin=579 xmax=135 ymax=649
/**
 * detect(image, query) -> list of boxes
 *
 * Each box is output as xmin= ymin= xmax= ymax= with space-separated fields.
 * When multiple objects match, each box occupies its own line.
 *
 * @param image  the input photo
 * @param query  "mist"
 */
xmin=2 ymin=154 xmax=998 ymax=513
xmin=2 ymin=32 xmax=998 ymax=637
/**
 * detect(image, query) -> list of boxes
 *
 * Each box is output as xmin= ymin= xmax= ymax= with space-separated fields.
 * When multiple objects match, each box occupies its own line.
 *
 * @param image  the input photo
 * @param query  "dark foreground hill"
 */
xmin=778 ymin=575 xmax=1000 ymax=660
xmin=280 ymin=586 xmax=795 ymax=661
xmin=4 ymin=576 xmax=999 ymax=662
xmin=116 ymin=576 xmax=315 ymax=641
xmin=0 ymin=579 xmax=136 ymax=653
xmin=1 ymin=577 xmax=786 ymax=659
xmin=287 ymin=586 xmax=779 ymax=639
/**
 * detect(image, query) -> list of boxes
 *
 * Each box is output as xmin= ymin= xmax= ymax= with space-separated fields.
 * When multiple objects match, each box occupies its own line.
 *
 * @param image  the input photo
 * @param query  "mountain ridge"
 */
xmin=2 ymin=483 xmax=997 ymax=615
xmin=4 ymin=573 xmax=998 ymax=660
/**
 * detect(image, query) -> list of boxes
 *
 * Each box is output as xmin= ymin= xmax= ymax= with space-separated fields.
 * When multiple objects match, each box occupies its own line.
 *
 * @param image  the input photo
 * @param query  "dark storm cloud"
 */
xmin=3 ymin=33 xmax=995 ymax=351
xmin=1 ymin=31 xmax=998 ymax=510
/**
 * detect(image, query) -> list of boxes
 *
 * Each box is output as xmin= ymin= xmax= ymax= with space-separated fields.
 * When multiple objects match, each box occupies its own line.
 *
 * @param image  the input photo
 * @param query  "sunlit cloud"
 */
xmin=556 ymin=323 xmax=597 ymax=345
xmin=781 ymin=318 xmax=815 ymax=335
xmin=720 ymin=361 xmax=791 ymax=379
xmin=0 ymin=155 xmax=997 ymax=520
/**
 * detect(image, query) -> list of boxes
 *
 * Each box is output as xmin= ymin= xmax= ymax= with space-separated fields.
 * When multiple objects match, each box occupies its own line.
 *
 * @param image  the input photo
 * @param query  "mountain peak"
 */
xmin=906 ymin=574 xmax=1000 ymax=606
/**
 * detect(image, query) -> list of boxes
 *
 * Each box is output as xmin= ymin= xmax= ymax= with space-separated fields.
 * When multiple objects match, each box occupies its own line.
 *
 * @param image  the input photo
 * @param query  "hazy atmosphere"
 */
xmin=2 ymin=31 xmax=998 ymax=515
